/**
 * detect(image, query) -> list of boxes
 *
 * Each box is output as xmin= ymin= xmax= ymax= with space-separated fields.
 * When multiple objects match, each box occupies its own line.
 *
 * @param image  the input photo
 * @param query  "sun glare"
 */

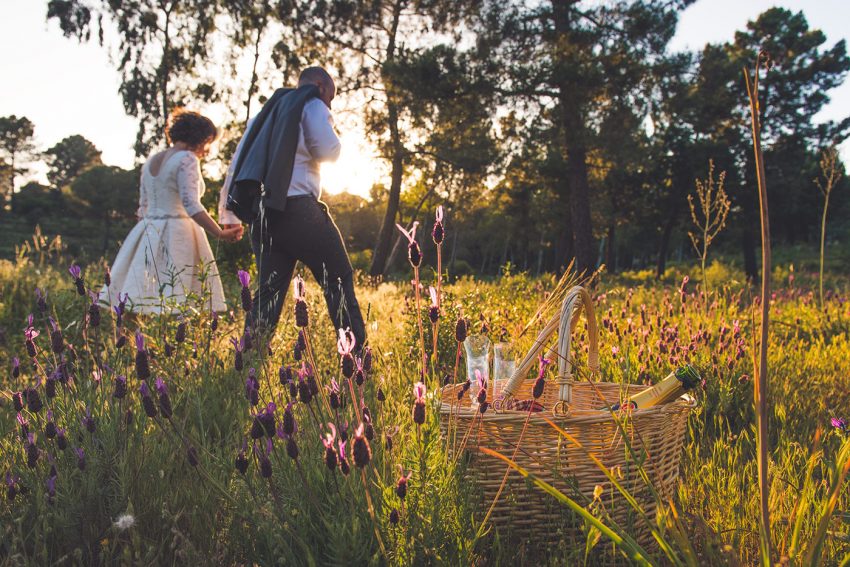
xmin=320 ymin=131 xmax=384 ymax=200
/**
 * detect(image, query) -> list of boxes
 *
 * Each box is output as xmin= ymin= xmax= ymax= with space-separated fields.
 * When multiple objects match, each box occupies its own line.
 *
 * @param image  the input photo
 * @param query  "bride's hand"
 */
xmin=219 ymin=226 xmax=243 ymax=242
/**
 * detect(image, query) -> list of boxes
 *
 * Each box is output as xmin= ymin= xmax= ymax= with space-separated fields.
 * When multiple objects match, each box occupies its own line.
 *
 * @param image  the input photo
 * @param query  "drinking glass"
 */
xmin=493 ymin=342 xmax=518 ymax=399
xmin=463 ymin=334 xmax=491 ymax=405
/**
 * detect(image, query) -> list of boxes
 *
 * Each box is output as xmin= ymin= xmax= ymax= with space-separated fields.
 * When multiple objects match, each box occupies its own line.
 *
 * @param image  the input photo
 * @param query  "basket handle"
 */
xmin=500 ymin=286 xmax=600 ymax=404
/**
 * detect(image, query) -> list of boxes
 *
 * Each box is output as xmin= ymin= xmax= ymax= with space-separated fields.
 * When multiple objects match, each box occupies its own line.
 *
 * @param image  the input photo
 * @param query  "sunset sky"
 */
xmin=1 ymin=0 xmax=849 ymax=199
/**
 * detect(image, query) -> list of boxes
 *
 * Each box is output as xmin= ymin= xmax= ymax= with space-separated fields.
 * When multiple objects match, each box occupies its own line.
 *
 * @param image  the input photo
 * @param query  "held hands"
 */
xmin=219 ymin=224 xmax=244 ymax=242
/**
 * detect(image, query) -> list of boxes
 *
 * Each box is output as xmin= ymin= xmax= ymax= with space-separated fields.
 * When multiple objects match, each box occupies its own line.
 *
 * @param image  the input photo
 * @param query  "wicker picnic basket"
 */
xmin=439 ymin=285 xmax=694 ymax=548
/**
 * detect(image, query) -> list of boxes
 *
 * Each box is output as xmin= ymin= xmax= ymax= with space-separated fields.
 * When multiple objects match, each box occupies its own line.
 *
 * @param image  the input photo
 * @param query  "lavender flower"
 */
xmin=175 ymin=320 xmax=187 ymax=344
xmin=328 ymin=378 xmax=342 ymax=410
xmin=351 ymin=423 xmax=372 ymax=468
xmin=396 ymin=222 xmax=422 ymax=268
xmin=12 ymin=391 xmax=24 ymax=412
xmin=211 ymin=310 xmax=219 ymax=332
xmin=532 ymin=355 xmax=551 ymax=400
xmin=46 ymin=473 xmax=56 ymax=503
xmin=45 ymin=374 xmax=57 ymax=399
xmin=56 ymin=428 xmax=67 ymax=451
xmin=235 ymin=442 xmax=249 ymax=475
xmin=389 ymin=508 xmax=400 ymax=525
xmin=832 ymin=417 xmax=847 ymax=434
xmin=258 ymin=402 xmax=276 ymax=438
xmin=237 ymin=270 xmax=252 ymax=313
xmin=322 ymin=423 xmax=338 ymax=471
xmin=48 ymin=317 xmax=64 ymax=354
xmin=279 ymin=365 xmax=293 ymax=386
xmin=104 ymin=266 xmax=111 ymax=287
xmin=338 ymin=328 xmax=356 ymax=378
xmin=12 ymin=357 xmax=20 ymax=379
xmin=338 ymin=439 xmax=351 ymax=476
xmin=413 ymin=382 xmax=426 ymax=425
xmin=88 ymin=291 xmax=101 ymax=327
xmin=245 ymin=368 xmax=260 ymax=406
xmin=455 ymin=317 xmax=468 ymax=343
xmin=258 ymin=443 xmax=273 ymax=478
xmin=231 ymin=337 xmax=245 ymax=371
xmin=24 ymin=325 xmax=39 ymax=358
xmin=362 ymin=347 xmax=373 ymax=374
xmin=74 ymin=447 xmax=86 ymax=471
xmin=69 ymin=264 xmax=85 ymax=296
xmin=396 ymin=469 xmax=412 ymax=500
xmin=286 ymin=437 xmax=299 ymax=461
xmin=82 ymin=406 xmax=96 ymax=433
xmin=432 ymin=205 xmax=445 ymax=245
xmin=134 ymin=332 xmax=150 ymax=380
xmin=45 ymin=410 xmax=57 ymax=438
xmin=26 ymin=434 xmax=40 ymax=468
xmin=428 ymin=287 xmax=440 ymax=323
xmin=35 ymin=288 xmax=48 ymax=313
xmin=6 ymin=472 xmax=20 ymax=502
xmin=294 ymin=276 xmax=309 ymax=328
xmin=25 ymin=386 xmax=42 ymax=413
xmin=155 ymin=378 xmax=172 ymax=418
xmin=113 ymin=375 xmax=127 ymax=399
xmin=140 ymin=382 xmax=157 ymax=418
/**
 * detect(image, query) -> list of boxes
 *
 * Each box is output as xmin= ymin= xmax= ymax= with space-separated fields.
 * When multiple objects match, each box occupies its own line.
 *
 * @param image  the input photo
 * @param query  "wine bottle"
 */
xmin=609 ymin=365 xmax=701 ymax=411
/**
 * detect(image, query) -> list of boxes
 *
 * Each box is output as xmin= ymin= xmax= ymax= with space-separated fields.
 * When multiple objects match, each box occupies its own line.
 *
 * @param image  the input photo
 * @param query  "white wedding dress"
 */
xmin=103 ymin=150 xmax=227 ymax=314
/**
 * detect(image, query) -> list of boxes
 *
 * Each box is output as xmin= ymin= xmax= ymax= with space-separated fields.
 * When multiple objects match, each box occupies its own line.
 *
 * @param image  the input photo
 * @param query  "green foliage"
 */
xmin=44 ymin=135 xmax=103 ymax=190
xmin=0 ymin=115 xmax=36 ymax=201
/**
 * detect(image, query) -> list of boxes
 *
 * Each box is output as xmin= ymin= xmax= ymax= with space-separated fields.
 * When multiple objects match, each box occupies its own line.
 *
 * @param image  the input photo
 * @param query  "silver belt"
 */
xmin=144 ymin=214 xmax=191 ymax=220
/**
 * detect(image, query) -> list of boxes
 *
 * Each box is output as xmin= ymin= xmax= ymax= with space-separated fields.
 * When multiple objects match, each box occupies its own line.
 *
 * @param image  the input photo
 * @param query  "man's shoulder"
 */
xmin=303 ymin=97 xmax=330 ymax=115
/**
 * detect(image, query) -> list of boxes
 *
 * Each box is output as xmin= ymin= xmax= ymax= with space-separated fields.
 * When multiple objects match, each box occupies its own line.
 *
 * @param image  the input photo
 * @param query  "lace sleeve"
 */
xmin=136 ymin=168 xmax=148 ymax=219
xmin=176 ymin=152 xmax=206 ymax=217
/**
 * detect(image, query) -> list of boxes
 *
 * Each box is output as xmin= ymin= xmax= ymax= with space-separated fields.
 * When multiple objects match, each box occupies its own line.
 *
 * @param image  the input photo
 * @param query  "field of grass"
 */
xmin=1 ymin=241 xmax=849 ymax=565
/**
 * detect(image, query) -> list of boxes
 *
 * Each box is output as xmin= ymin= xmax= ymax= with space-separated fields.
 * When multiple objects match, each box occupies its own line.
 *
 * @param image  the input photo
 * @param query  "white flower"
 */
xmin=113 ymin=514 xmax=135 ymax=530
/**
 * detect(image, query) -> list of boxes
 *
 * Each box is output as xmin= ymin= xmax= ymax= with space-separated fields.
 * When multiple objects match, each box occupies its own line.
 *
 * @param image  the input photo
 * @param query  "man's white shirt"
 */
xmin=218 ymin=97 xmax=342 ymax=225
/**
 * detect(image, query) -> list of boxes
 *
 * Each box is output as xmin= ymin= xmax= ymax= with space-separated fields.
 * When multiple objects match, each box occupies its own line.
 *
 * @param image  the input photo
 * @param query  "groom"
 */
xmin=219 ymin=67 xmax=366 ymax=347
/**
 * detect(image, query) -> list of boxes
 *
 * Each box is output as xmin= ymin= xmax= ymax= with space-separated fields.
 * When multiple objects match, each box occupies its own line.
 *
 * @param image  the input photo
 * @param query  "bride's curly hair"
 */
xmin=165 ymin=108 xmax=218 ymax=152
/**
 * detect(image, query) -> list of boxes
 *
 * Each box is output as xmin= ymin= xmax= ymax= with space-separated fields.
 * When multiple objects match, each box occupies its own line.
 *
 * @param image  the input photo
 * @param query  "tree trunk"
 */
xmin=368 ymin=0 xmax=405 ymax=277
xmin=553 ymin=0 xmax=594 ymax=276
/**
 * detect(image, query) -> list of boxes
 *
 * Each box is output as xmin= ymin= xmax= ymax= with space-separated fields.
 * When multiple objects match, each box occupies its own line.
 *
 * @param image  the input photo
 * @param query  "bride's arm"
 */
xmin=178 ymin=153 xmax=241 ymax=241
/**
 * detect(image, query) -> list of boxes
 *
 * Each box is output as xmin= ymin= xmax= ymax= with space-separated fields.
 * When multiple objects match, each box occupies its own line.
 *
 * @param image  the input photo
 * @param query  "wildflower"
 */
xmin=26 ymin=434 xmax=39 ymax=468
xmin=354 ymin=357 xmax=365 ymax=386
xmin=413 ymin=381 xmax=426 ymax=425
xmin=256 ymin=442 xmax=273 ymax=477
xmin=12 ymin=357 xmax=20 ymax=379
xmin=46 ymin=473 xmax=56 ymax=503
xmin=245 ymin=369 xmax=260 ymax=406
xmin=56 ymin=428 xmax=68 ymax=451
xmin=45 ymin=410 xmax=57 ymax=438
xmin=175 ymin=320 xmax=187 ymax=344
xmin=74 ymin=447 xmax=86 ymax=471
xmin=428 ymin=287 xmax=440 ymax=323
xmin=532 ymin=355 xmax=551 ymax=400
xmin=363 ymin=414 xmax=374 ymax=441
xmin=458 ymin=380 xmax=471 ymax=400
xmin=338 ymin=439 xmax=351 ymax=476
xmin=235 ymin=442 xmax=249 ymax=475
xmin=238 ymin=270 xmax=252 ymax=313
xmin=17 ymin=413 xmax=29 ymax=439
xmin=230 ymin=337 xmax=245 ymax=371
xmin=186 ymin=446 xmax=199 ymax=467
xmin=297 ymin=375 xmax=313 ymax=404
xmin=328 ymin=379 xmax=342 ymax=410
xmin=377 ymin=386 xmax=386 ymax=403
xmin=45 ymin=374 xmax=56 ymax=401
xmin=351 ymin=423 xmax=372 ymax=468
xmin=363 ymin=347 xmax=373 ymax=373
xmin=155 ymin=378 xmax=172 ymax=418
xmin=69 ymin=264 xmax=85 ymax=296
xmin=322 ymin=423 xmax=338 ymax=471
xmin=455 ymin=317 xmax=468 ymax=343
xmin=286 ymin=437 xmax=299 ymax=460
xmin=114 ymin=514 xmax=135 ymax=531
xmin=12 ymin=391 xmax=24 ymax=412
xmin=338 ymin=328 xmax=356 ymax=379
xmin=479 ymin=401 xmax=489 ymax=414
xmin=396 ymin=469 xmax=412 ymax=500
xmin=113 ymin=375 xmax=127 ymax=399
xmin=25 ymin=386 xmax=42 ymax=413
xmin=140 ymin=382 xmax=157 ymax=418
xmin=48 ymin=317 xmax=64 ymax=354
xmin=396 ymin=222 xmax=422 ymax=268
xmin=389 ymin=508 xmax=400 ymax=525
xmin=279 ymin=364 xmax=293 ymax=386
xmin=24 ymin=325 xmax=39 ymax=358
xmin=6 ymin=472 xmax=20 ymax=502
xmin=82 ymin=406 xmax=96 ymax=433
xmin=88 ymin=291 xmax=101 ymax=327
xmin=474 ymin=369 xmax=487 ymax=405
xmin=432 ymin=205 xmax=444 ymax=245
xmin=294 ymin=276 xmax=309 ymax=328
xmin=832 ymin=417 xmax=847 ymax=434
xmin=242 ymin=327 xmax=253 ymax=351
xmin=258 ymin=402 xmax=277 ymax=438
xmin=35 ymin=288 xmax=48 ymax=313
xmin=297 ymin=329 xmax=307 ymax=352
xmin=282 ymin=403 xmax=297 ymax=437
xmin=134 ymin=332 xmax=150 ymax=380
xmin=211 ymin=311 xmax=219 ymax=332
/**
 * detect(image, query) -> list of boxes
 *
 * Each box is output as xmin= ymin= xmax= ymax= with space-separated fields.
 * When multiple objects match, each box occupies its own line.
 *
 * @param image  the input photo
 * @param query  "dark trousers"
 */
xmin=249 ymin=196 xmax=366 ymax=347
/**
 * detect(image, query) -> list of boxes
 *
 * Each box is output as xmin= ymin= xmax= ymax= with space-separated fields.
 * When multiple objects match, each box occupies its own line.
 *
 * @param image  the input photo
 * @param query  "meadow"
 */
xmin=1 ymin=234 xmax=849 ymax=566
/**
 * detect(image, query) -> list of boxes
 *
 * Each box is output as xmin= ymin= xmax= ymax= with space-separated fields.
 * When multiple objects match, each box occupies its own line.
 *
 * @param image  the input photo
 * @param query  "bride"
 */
xmin=103 ymin=109 xmax=243 ymax=313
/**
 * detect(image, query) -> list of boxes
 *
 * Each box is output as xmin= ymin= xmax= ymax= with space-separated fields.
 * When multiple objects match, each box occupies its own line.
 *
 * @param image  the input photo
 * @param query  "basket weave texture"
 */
xmin=439 ymin=286 xmax=693 ymax=546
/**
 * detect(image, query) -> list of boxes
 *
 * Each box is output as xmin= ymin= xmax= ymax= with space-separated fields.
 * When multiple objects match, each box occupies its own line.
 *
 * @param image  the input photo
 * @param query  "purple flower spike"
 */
xmin=832 ymin=417 xmax=847 ymax=433
xmin=238 ymin=270 xmax=250 ymax=288
xmin=12 ymin=357 xmax=20 ymax=379
xmin=68 ymin=265 xmax=81 ymax=279
xmin=134 ymin=331 xmax=145 ymax=352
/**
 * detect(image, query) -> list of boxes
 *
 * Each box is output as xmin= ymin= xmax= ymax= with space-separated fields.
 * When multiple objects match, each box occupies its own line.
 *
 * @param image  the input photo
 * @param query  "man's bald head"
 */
xmin=298 ymin=66 xmax=336 ymax=109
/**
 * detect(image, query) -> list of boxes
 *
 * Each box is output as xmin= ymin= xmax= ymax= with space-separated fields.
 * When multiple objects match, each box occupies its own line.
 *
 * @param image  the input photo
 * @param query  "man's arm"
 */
xmin=303 ymin=99 xmax=341 ymax=162
xmin=219 ymin=119 xmax=255 ymax=226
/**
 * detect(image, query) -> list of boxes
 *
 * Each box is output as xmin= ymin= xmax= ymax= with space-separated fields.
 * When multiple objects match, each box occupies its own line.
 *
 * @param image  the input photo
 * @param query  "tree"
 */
xmin=468 ymin=0 xmax=694 ymax=276
xmin=70 ymin=165 xmax=139 ymax=252
xmin=44 ymin=135 xmax=103 ymax=190
xmin=0 ymin=115 xmax=36 ymax=202
xmin=48 ymin=0 xmax=224 ymax=156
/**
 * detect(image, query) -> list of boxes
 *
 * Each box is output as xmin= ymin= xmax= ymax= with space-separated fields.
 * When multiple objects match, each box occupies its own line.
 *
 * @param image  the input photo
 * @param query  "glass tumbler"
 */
xmin=463 ymin=334 xmax=491 ymax=405
xmin=493 ymin=342 xmax=518 ymax=399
